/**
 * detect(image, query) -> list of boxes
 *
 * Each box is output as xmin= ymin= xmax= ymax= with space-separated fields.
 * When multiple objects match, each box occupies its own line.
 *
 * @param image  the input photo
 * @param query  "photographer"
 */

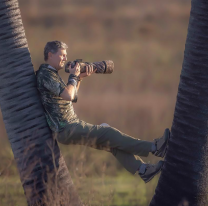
xmin=36 ymin=40 xmax=170 ymax=183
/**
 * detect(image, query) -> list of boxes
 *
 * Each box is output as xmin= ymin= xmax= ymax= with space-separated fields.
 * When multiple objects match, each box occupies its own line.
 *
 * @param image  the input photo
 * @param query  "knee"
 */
xmin=100 ymin=123 xmax=110 ymax=127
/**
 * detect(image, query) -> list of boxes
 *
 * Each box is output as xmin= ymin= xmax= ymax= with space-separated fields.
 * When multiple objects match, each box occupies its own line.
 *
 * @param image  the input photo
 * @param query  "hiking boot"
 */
xmin=152 ymin=128 xmax=170 ymax=158
xmin=139 ymin=160 xmax=164 ymax=183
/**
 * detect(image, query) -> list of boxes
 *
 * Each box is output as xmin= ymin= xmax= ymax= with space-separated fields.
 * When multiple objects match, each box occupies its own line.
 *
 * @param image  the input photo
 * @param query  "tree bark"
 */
xmin=150 ymin=0 xmax=208 ymax=205
xmin=0 ymin=0 xmax=82 ymax=205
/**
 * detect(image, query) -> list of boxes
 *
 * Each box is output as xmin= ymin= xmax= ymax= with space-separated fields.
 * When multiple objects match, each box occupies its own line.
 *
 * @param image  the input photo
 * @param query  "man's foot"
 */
xmin=152 ymin=128 xmax=170 ymax=158
xmin=139 ymin=161 xmax=164 ymax=183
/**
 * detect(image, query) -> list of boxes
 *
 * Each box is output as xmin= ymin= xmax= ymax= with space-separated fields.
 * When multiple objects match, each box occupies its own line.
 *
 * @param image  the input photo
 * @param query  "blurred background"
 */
xmin=0 ymin=0 xmax=191 ymax=205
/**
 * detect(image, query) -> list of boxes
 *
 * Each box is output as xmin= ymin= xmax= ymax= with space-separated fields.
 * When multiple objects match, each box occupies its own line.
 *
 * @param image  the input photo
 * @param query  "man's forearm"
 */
xmin=60 ymin=74 xmax=78 ymax=101
xmin=76 ymin=81 xmax=81 ymax=92
xmin=66 ymin=84 xmax=76 ymax=99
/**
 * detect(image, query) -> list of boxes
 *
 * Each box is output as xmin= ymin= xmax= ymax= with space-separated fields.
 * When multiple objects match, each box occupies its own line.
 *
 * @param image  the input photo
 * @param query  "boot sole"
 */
xmin=145 ymin=161 xmax=164 ymax=183
xmin=154 ymin=128 xmax=170 ymax=158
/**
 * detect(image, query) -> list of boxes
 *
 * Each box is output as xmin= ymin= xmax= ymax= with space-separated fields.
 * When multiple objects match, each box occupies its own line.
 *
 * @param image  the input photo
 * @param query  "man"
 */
xmin=36 ymin=40 xmax=170 ymax=183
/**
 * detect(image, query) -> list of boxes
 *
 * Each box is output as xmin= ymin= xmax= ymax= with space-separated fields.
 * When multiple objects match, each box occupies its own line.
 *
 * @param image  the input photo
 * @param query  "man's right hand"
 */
xmin=68 ymin=62 xmax=80 ymax=76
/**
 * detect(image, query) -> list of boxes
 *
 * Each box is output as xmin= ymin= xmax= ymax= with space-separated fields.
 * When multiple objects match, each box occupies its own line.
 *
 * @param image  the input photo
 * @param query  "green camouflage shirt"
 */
xmin=36 ymin=64 xmax=78 ymax=132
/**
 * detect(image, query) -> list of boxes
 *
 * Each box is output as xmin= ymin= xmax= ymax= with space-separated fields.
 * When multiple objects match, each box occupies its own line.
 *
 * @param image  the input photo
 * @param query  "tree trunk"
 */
xmin=150 ymin=0 xmax=208 ymax=205
xmin=0 ymin=0 xmax=82 ymax=205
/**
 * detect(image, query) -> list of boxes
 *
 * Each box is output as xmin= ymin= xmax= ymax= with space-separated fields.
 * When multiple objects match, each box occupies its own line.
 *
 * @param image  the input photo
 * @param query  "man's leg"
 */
xmin=110 ymin=148 xmax=144 ymax=174
xmin=57 ymin=119 xmax=152 ymax=157
xmin=56 ymin=119 xmax=167 ymax=181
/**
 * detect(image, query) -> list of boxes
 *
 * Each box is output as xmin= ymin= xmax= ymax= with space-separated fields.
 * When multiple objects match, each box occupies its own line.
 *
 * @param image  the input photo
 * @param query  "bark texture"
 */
xmin=150 ymin=0 xmax=208 ymax=205
xmin=0 ymin=0 xmax=82 ymax=205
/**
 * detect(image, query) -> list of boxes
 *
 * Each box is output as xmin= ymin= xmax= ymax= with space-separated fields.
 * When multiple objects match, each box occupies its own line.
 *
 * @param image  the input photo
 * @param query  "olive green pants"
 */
xmin=56 ymin=119 xmax=152 ymax=174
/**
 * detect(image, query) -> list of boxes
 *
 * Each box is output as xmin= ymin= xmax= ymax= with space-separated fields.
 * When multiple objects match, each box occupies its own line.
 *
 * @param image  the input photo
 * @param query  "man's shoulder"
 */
xmin=37 ymin=64 xmax=52 ymax=74
xmin=36 ymin=64 xmax=58 ymax=79
xmin=36 ymin=64 xmax=66 ymax=94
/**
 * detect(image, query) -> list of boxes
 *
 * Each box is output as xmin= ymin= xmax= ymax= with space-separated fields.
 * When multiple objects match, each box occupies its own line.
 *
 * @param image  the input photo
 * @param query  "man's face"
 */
xmin=49 ymin=48 xmax=67 ymax=71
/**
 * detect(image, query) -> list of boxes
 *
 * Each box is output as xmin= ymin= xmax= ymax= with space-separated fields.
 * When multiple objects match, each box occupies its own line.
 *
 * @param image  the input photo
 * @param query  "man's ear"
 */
xmin=48 ymin=52 xmax=53 ymax=59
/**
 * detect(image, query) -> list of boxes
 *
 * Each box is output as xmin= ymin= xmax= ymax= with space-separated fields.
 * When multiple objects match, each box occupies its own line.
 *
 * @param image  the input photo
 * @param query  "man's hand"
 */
xmin=79 ymin=64 xmax=97 ymax=80
xmin=68 ymin=62 xmax=80 ymax=76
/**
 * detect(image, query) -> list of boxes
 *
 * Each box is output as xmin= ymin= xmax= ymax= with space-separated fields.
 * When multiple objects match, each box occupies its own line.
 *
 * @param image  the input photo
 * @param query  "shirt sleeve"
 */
xmin=42 ymin=70 xmax=66 ymax=97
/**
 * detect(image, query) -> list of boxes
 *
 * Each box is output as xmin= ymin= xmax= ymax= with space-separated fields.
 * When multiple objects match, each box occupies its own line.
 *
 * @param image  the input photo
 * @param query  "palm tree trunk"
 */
xmin=150 ymin=0 xmax=208 ymax=205
xmin=0 ymin=0 xmax=82 ymax=205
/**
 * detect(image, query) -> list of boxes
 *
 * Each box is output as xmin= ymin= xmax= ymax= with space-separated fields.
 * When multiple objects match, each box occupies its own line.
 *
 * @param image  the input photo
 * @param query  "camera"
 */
xmin=65 ymin=59 xmax=114 ymax=74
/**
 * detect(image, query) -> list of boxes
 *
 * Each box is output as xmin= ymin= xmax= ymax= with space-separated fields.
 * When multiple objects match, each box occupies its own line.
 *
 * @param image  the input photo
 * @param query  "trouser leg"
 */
xmin=110 ymin=148 xmax=144 ymax=174
xmin=57 ymin=120 xmax=152 ymax=157
xmin=56 ymin=120 xmax=152 ymax=174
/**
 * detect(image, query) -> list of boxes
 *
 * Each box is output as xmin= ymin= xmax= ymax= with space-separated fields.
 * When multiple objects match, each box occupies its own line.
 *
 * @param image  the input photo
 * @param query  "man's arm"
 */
xmin=61 ymin=64 xmax=96 ymax=101
xmin=76 ymin=65 xmax=96 ymax=92
xmin=60 ymin=84 xmax=77 ymax=101
xmin=60 ymin=63 xmax=80 ymax=101
xmin=76 ymin=81 xmax=81 ymax=93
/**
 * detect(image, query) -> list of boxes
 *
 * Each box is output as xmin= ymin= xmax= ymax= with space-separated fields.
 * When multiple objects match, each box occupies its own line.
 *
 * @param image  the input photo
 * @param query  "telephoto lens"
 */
xmin=65 ymin=59 xmax=114 ymax=74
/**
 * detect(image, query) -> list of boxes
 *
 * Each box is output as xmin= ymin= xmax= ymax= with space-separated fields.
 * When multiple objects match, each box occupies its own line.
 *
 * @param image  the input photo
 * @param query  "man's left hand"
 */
xmin=79 ymin=64 xmax=97 ymax=81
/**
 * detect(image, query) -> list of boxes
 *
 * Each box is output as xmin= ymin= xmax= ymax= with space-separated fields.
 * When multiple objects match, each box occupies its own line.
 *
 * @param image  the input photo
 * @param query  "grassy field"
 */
xmin=0 ymin=164 xmax=158 ymax=206
xmin=0 ymin=0 xmax=191 ymax=205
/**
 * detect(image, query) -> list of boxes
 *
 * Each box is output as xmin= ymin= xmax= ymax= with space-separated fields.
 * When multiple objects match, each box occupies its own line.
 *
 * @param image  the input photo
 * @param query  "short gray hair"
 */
xmin=44 ymin=41 xmax=68 ymax=61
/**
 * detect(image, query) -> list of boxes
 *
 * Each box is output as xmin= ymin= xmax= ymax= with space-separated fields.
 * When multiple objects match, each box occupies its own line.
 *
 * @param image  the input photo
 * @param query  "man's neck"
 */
xmin=45 ymin=62 xmax=58 ymax=72
xmin=48 ymin=65 xmax=57 ymax=71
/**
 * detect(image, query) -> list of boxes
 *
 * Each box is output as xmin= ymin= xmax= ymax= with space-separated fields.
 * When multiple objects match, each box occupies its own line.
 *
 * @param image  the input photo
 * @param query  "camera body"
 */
xmin=65 ymin=59 xmax=114 ymax=74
